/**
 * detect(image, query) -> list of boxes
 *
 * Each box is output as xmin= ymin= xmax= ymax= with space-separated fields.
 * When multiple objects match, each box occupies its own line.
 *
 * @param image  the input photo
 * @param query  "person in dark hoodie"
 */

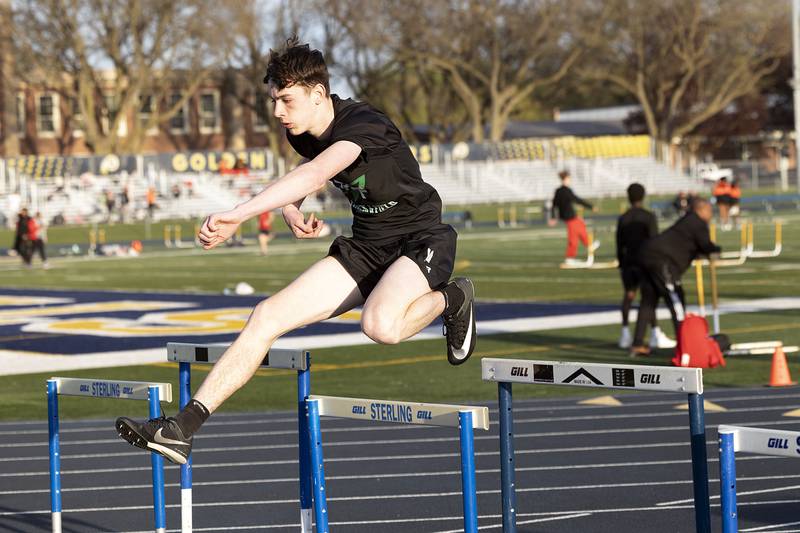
xmin=629 ymin=197 xmax=721 ymax=357
xmin=615 ymin=183 xmax=674 ymax=350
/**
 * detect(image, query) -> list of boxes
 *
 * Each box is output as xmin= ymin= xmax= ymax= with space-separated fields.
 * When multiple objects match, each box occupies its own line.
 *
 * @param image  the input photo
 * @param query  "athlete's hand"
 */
xmin=547 ymin=219 xmax=557 ymax=227
xmin=283 ymin=207 xmax=326 ymax=239
xmin=198 ymin=210 xmax=242 ymax=250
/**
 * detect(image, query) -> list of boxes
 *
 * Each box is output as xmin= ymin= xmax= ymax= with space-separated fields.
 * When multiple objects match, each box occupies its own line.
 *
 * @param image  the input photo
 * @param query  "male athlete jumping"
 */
xmin=116 ymin=37 xmax=476 ymax=464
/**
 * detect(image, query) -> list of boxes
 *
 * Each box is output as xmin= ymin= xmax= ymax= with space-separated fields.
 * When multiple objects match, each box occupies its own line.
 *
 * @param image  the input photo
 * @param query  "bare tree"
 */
xmin=222 ymin=0 xmax=307 ymax=166
xmin=393 ymin=0 xmax=583 ymax=142
xmin=11 ymin=0 xmax=231 ymax=154
xmin=580 ymin=0 xmax=790 ymax=157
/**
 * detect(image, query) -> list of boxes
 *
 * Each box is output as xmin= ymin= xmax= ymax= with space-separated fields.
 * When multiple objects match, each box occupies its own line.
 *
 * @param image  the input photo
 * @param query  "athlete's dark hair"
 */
xmin=627 ymin=183 xmax=645 ymax=204
xmin=264 ymin=36 xmax=330 ymax=96
xmin=558 ymin=170 xmax=570 ymax=181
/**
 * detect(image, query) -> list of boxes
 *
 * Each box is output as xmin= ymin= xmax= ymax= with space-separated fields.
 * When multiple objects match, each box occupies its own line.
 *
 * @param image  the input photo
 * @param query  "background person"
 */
xmin=257 ymin=210 xmax=275 ymax=255
xmin=548 ymin=170 xmax=598 ymax=264
xmin=615 ymin=183 xmax=674 ymax=350
xmin=712 ymin=176 xmax=732 ymax=229
xmin=13 ymin=208 xmax=32 ymax=267
xmin=29 ymin=211 xmax=49 ymax=268
xmin=630 ymin=198 xmax=721 ymax=357
xmin=728 ymin=178 xmax=742 ymax=229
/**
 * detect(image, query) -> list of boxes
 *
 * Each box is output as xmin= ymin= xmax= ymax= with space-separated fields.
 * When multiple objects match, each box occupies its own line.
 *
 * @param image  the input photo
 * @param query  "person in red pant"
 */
xmin=548 ymin=170 xmax=598 ymax=264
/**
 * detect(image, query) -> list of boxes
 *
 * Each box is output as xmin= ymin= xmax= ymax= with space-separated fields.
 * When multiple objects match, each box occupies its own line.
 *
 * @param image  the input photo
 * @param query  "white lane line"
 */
xmin=0 ymin=453 xmax=785 ymax=480
xmin=7 ymin=472 xmax=800 ymax=498
xmin=434 ymin=513 xmax=593 ymax=532
xmin=658 ymin=484 xmax=800 ymax=506
xmin=5 ymin=400 xmax=799 ymax=445
xmin=743 ymin=521 xmax=800 ymax=531
xmin=7 ymin=497 xmax=800 ymax=521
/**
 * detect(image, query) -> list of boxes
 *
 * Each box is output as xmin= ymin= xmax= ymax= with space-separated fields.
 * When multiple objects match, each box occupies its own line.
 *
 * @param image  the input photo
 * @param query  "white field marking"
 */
xmin=4 ymin=388 xmax=796 ymax=436
xmin=0 ymin=438 xmax=690 ymax=463
xmin=658 ymin=484 xmax=800 ymax=506
xmin=6 ymin=406 xmax=800 ymax=453
xmin=9 ymin=497 xmax=800 ymax=524
xmin=4 ymin=295 xmax=799 ymax=374
xmin=8 ymin=471 xmax=799 ymax=498
xmin=434 ymin=513 xmax=593 ymax=532
xmin=0 ymin=450 xmax=784 ymax=480
xmin=742 ymin=521 xmax=800 ymax=532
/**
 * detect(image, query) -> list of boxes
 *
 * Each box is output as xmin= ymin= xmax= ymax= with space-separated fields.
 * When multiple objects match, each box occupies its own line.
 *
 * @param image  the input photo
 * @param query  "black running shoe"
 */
xmin=116 ymin=416 xmax=192 ymax=465
xmin=442 ymin=277 xmax=476 ymax=365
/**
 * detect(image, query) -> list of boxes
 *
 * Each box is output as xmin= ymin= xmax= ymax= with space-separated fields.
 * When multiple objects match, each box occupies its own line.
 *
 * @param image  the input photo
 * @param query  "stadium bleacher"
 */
xmin=1 ymin=134 xmax=709 ymax=224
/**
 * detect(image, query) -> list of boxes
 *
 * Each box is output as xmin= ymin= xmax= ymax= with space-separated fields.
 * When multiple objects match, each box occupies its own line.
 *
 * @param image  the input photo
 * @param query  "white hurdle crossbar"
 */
xmin=166 ymin=343 xmax=312 ymax=533
xmin=718 ymin=425 xmax=800 ymax=533
xmin=482 ymin=358 xmax=710 ymax=533
xmin=305 ymin=394 xmax=489 ymax=533
xmin=47 ymin=378 xmax=172 ymax=533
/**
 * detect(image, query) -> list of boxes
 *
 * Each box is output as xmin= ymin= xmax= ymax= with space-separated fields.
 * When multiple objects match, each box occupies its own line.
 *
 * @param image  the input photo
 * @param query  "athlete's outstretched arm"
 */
xmin=198 ymin=141 xmax=361 ymax=249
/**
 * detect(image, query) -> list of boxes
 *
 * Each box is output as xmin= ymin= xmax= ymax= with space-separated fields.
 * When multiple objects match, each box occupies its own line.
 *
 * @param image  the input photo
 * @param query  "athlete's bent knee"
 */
xmin=361 ymin=313 xmax=401 ymax=345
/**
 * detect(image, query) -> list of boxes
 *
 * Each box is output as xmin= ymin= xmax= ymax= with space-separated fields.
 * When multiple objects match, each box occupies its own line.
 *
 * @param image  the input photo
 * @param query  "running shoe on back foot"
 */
xmin=116 ymin=416 xmax=192 ymax=465
xmin=442 ymin=277 xmax=476 ymax=365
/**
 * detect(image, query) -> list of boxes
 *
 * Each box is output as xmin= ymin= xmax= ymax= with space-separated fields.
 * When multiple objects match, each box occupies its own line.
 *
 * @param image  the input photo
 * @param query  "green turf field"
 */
xmin=0 ymin=204 xmax=798 ymax=421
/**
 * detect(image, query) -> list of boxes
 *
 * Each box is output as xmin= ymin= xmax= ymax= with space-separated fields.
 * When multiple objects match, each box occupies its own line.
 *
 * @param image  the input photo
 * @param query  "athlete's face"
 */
xmin=269 ymin=83 xmax=325 ymax=136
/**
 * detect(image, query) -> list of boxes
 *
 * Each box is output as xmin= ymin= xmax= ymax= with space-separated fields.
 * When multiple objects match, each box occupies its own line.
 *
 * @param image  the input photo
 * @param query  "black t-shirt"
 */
xmin=638 ymin=211 xmax=721 ymax=274
xmin=551 ymin=185 xmax=592 ymax=221
xmin=287 ymin=95 xmax=442 ymax=242
xmin=616 ymin=206 xmax=658 ymax=266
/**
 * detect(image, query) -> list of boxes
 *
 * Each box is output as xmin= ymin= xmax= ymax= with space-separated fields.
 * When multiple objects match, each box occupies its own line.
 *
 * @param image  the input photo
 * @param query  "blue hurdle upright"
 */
xmin=47 ymin=377 xmax=172 ymax=533
xmin=305 ymin=394 xmax=490 ymax=533
xmin=166 ymin=343 xmax=312 ymax=533
xmin=718 ymin=425 xmax=800 ymax=533
xmin=481 ymin=358 xmax=710 ymax=533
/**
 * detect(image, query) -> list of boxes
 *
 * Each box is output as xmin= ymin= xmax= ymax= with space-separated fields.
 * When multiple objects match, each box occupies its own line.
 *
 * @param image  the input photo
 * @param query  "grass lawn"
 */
xmin=0 ymin=202 xmax=797 ymax=421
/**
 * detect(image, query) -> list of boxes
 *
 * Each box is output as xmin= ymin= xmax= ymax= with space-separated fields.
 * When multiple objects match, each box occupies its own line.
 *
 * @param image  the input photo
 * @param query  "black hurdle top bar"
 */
xmin=167 ymin=342 xmax=309 ymax=371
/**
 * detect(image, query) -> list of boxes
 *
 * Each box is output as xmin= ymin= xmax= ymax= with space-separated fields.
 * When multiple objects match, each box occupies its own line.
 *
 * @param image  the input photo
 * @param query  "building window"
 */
xmin=70 ymin=97 xmax=84 ymax=137
xmin=169 ymin=92 xmax=189 ymax=134
xmin=139 ymin=95 xmax=159 ymax=135
xmin=36 ymin=92 xmax=60 ymax=137
xmin=253 ymin=91 xmax=269 ymax=132
xmin=198 ymin=90 xmax=220 ymax=134
xmin=15 ymin=92 xmax=25 ymax=136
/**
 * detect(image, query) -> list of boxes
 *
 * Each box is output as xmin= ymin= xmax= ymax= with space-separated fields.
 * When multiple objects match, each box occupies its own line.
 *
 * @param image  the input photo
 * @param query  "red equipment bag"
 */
xmin=672 ymin=314 xmax=726 ymax=368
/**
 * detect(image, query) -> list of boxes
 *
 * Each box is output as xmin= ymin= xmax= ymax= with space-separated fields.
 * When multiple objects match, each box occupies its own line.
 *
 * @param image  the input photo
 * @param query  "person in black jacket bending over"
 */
xmin=629 ymin=198 xmax=720 ymax=357
xmin=548 ymin=170 xmax=598 ymax=264
xmin=615 ymin=183 xmax=674 ymax=350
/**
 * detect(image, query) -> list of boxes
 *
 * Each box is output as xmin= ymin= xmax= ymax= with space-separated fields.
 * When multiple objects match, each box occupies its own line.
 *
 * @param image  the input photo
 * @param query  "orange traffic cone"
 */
xmin=769 ymin=344 xmax=796 ymax=387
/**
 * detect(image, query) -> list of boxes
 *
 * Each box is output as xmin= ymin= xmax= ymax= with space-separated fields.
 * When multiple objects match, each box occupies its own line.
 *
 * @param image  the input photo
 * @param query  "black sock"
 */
xmin=441 ymin=282 xmax=465 ymax=315
xmin=174 ymin=399 xmax=210 ymax=437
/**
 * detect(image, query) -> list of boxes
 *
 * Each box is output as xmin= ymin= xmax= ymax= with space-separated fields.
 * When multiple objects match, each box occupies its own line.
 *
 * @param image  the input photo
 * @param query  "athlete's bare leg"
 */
xmin=194 ymin=256 xmax=362 ymax=412
xmin=360 ymin=256 xmax=445 ymax=345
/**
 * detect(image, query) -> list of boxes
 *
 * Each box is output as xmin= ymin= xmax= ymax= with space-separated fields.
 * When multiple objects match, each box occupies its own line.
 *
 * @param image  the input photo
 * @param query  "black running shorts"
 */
xmin=328 ymin=224 xmax=457 ymax=298
xmin=619 ymin=264 xmax=643 ymax=291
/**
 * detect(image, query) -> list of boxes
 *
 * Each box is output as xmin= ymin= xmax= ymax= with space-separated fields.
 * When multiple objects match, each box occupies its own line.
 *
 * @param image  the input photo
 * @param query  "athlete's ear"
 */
xmin=311 ymin=84 xmax=325 ymax=105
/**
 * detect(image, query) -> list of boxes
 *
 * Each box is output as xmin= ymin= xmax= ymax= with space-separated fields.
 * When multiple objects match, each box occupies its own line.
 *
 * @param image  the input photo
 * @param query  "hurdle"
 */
xmin=719 ymin=223 xmax=751 ymax=259
xmin=481 ymin=358 xmax=710 ymax=533
xmin=47 ymin=377 xmax=172 ymax=533
xmin=164 ymin=224 xmax=189 ymax=248
xmin=748 ymin=220 xmax=782 ymax=258
xmin=718 ymin=425 xmax=800 ymax=533
xmin=166 ymin=343 xmax=312 ymax=533
xmin=305 ymin=394 xmax=490 ymax=533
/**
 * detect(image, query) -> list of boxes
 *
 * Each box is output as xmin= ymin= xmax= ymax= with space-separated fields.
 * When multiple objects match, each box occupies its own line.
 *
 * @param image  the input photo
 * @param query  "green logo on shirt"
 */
xmin=342 ymin=174 xmax=367 ymax=202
